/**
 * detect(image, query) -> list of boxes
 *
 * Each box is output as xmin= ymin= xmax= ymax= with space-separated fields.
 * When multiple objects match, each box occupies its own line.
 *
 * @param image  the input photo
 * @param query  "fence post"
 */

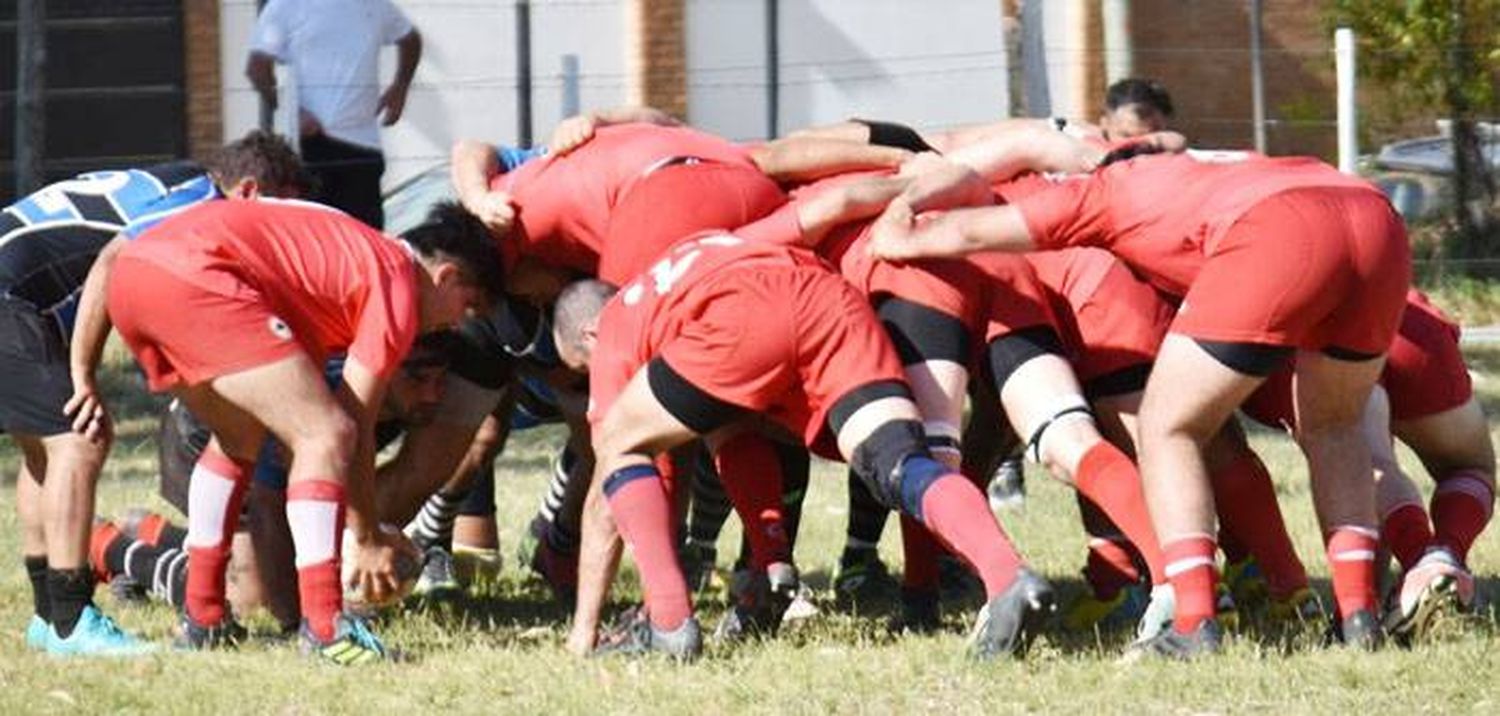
xmin=516 ymin=0 xmax=533 ymax=147
xmin=14 ymin=0 xmax=46 ymax=194
xmin=1335 ymin=27 xmax=1358 ymax=174
xmin=1249 ymin=0 xmax=1267 ymax=153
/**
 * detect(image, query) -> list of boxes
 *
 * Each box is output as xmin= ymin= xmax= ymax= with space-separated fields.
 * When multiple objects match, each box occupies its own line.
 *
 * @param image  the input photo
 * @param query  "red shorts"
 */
xmin=599 ymin=161 xmax=786 ymax=285
xmin=107 ymin=253 xmax=307 ymax=392
xmin=1241 ymin=291 xmax=1470 ymax=428
xmin=1173 ymin=187 xmax=1410 ymax=355
xmin=1031 ymin=252 xmax=1173 ymax=388
xmin=656 ymin=264 xmax=907 ymax=447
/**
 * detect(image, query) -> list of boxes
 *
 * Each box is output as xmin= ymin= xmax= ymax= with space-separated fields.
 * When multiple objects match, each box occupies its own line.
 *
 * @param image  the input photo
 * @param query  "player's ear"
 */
xmin=226 ymin=178 xmax=260 ymax=199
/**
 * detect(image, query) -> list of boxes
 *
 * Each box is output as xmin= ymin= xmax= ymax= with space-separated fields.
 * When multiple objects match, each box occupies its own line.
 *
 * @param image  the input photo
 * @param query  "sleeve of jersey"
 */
xmin=348 ymin=259 xmax=421 ymax=379
xmin=585 ymin=308 xmax=641 ymax=428
xmin=249 ymin=0 xmax=292 ymax=59
xmin=121 ymin=181 xmax=219 ymax=239
xmin=378 ymin=0 xmax=416 ymax=43
xmin=1012 ymin=178 xmax=1109 ymax=251
xmin=497 ymin=146 xmax=547 ymax=172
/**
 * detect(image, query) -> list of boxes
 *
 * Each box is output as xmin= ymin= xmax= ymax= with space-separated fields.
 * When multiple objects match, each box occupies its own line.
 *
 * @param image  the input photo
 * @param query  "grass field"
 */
xmin=1 ymin=344 xmax=1498 ymax=714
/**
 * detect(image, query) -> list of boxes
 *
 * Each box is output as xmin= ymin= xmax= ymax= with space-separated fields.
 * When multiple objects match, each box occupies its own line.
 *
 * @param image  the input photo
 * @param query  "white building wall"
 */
xmin=687 ymin=0 xmax=1009 ymax=141
xmin=222 ymin=1 xmax=1008 ymax=186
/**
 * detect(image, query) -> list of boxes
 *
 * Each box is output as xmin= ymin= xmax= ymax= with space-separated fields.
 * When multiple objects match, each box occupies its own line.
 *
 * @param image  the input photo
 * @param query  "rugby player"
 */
xmin=870 ymin=148 xmax=1412 ymax=656
xmin=81 ymin=199 xmax=502 ymax=663
xmin=1 ymin=131 xmax=302 ymax=656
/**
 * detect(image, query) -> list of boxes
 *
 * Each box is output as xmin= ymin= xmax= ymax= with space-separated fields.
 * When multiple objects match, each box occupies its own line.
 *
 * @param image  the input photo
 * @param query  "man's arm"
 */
xmin=338 ymin=358 xmax=418 ymax=604
xmin=866 ymin=201 xmax=1035 ymax=262
xmin=64 ymin=234 xmax=128 ymax=442
xmin=565 ymin=464 xmax=624 ymax=656
xmin=943 ymin=127 xmax=1103 ymax=184
xmin=748 ymin=138 xmax=911 ymax=185
xmin=378 ymin=30 xmax=423 ymax=127
xmin=548 ymin=105 xmax=681 ymax=156
xmin=245 ymin=52 xmax=279 ymax=110
xmin=451 ymin=140 xmax=516 ymax=235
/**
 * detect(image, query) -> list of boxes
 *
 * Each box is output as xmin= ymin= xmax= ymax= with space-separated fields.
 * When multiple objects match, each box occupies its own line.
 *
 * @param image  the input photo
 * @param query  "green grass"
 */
xmin=2 ymin=348 xmax=1499 ymax=714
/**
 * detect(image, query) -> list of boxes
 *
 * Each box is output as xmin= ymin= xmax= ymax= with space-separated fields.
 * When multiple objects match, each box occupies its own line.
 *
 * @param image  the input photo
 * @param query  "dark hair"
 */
xmin=205 ymin=130 xmax=309 ymax=195
xmin=401 ymin=201 xmax=507 ymax=302
xmin=1104 ymin=78 xmax=1175 ymax=118
xmin=401 ymin=330 xmax=457 ymax=373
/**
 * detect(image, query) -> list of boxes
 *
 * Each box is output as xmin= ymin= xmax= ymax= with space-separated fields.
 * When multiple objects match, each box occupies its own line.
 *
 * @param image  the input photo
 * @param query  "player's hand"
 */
xmin=461 ymin=190 xmax=517 ymax=235
xmin=1035 ymin=131 xmax=1106 ymax=174
xmin=349 ymin=528 xmax=419 ymax=605
xmin=898 ymin=153 xmax=992 ymax=213
xmin=548 ymin=114 xmax=599 ymax=156
xmin=298 ymin=109 xmax=324 ymax=138
xmin=377 ymin=84 xmax=409 ymax=126
xmin=62 ymin=379 xmax=112 ymax=445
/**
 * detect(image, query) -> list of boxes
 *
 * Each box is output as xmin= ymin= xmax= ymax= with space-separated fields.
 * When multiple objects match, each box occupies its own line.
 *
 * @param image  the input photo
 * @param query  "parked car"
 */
xmin=1364 ymin=121 xmax=1500 ymax=223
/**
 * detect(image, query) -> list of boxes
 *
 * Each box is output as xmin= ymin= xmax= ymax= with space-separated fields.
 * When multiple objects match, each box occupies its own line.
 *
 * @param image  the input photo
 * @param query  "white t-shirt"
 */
xmin=251 ymin=0 xmax=414 ymax=151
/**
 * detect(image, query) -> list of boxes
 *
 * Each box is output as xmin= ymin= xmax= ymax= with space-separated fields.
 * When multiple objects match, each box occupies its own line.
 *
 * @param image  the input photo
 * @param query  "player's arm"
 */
xmin=867 ymin=201 xmax=1035 ymax=262
xmin=566 ymin=458 xmax=625 ymax=656
xmin=377 ymin=29 xmax=422 ymax=127
xmin=338 ymin=357 xmax=419 ymax=603
xmin=549 ymin=105 xmax=681 ymax=156
xmin=451 ymin=139 xmax=517 ymax=235
xmin=748 ymin=137 xmax=912 ymax=185
xmin=943 ymin=126 xmax=1103 ymax=184
xmin=245 ymin=52 xmax=279 ymax=110
xmin=64 ymin=234 xmax=129 ymax=443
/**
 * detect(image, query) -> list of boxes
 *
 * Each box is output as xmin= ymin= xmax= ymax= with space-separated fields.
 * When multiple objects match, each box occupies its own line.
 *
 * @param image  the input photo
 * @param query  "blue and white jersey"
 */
xmin=0 ymin=162 xmax=220 ymax=333
xmin=498 ymin=145 xmax=545 ymax=172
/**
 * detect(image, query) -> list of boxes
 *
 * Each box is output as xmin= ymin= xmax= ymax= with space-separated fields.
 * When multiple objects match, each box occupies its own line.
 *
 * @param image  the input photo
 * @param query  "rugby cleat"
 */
xmin=1135 ymin=584 xmax=1175 ymax=643
xmin=46 ymin=606 xmax=156 ymax=657
xmin=300 ymin=613 xmax=392 ymax=665
xmin=595 ymin=606 xmax=702 ymax=661
xmin=833 ymin=548 xmax=899 ymax=606
xmin=1221 ymin=555 xmax=1269 ymax=608
xmin=411 ymin=545 xmax=461 ymax=599
xmin=715 ymin=562 xmax=799 ymax=641
xmin=25 ymin=615 xmax=49 ymax=651
xmin=1063 ymin=582 xmax=1149 ymax=632
xmin=987 ymin=457 xmax=1026 ymax=510
xmin=526 ymin=538 xmax=578 ymax=602
xmin=1384 ymin=548 xmax=1475 ymax=643
xmin=967 ymin=568 xmax=1055 ymax=660
xmin=175 ymin=612 xmax=248 ymax=650
xmin=452 ymin=545 xmax=503 ymax=590
xmin=890 ymin=587 xmax=942 ymax=634
xmin=680 ymin=542 xmax=720 ymax=596
xmin=1330 ymin=609 xmax=1382 ymax=651
xmin=1125 ymin=618 xmax=1223 ymax=661
xmin=1266 ymin=587 xmax=1325 ymax=626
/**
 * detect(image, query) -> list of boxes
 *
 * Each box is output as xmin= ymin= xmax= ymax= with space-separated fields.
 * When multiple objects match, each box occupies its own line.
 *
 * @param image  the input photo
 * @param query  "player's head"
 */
xmin=552 ymin=279 xmax=618 ymax=372
xmin=1100 ymin=78 xmax=1174 ymax=140
xmin=383 ymin=330 xmax=455 ymax=425
xmin=205 ymin=130 xmax=308 ymax=199
xmin=402 ymin=201 xmax=507 ymax=330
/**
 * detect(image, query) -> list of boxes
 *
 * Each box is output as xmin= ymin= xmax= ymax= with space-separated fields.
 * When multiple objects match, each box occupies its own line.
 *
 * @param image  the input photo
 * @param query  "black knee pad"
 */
xmin=853 ymin=119 xmax=937 ymax=153
xmin=458 ymin=461 xmax=497 ymax=517
xmin=985 ymin=325 xmax=1065 ymax=391
xmin=1195 ymin=339 xmax=1293 ymax=377
xmin=848 ymin=419 xmax=949 ymax=517
xmin=876 ymin=297 xmax=971 ymax=366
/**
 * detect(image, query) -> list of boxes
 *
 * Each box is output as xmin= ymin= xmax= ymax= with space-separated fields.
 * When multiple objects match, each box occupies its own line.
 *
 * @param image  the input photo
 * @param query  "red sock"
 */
xmin=1164 ymin=535 xmax=1218 ymax=634
xmin=286 ymin=480 xmax=345 ymax=641
xmin=714 ymin=433 xmax=790 ymax=569
xmin=1218 ymin=528 xmax=1250 ymax=564
xmin=605 ymin=470 xmax=692 ymax=631
xmin=1430 ymin=470 xmax=1494 ymax=565
xmin=918 ymin=474 xmax=1022 ymax=598
xmin=1074 ymin=442 xmax=1165 ymax=585
xmin=1380 ymin=502 xmax=1435 ymax=571
xmin=1326 ymin=526 xmax=1379 ymax=617
xmin=1084 ymin=536 xmax=1140 ymax=600
xmin=899 ymin=516 xmax=942 ymax=592
xmin=1209 ymin=450 xmax=1309 ymax=598
xmin=184 ymin=446 xmax=250 ymax=627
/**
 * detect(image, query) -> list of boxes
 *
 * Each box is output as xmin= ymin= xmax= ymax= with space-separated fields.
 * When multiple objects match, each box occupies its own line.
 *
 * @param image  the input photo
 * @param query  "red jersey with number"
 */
xmin=121 ymin=198 xmax=419 ymax=377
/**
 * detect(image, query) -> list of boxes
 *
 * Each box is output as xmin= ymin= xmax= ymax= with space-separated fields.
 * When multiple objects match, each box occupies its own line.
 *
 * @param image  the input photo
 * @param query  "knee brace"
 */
xmin=849 ymin=420 xmax=949 ymax=518
xmin=1025 ymin=394 xmax=1095 ymax=464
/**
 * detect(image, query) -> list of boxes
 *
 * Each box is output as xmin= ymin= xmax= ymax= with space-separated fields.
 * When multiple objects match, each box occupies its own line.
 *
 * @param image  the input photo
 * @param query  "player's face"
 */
xmin=385 ymin=364 xmax=446 ymax=424
xmin=1101 ymin=103 xmax=1167 ymax=140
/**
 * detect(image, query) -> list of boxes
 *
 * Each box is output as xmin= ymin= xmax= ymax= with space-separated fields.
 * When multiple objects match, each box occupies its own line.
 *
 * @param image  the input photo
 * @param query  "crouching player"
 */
xmin=83 ymin=199 xmax=502 ymax=663
xmin=554 ymin=233 xmax=1053 ymax=661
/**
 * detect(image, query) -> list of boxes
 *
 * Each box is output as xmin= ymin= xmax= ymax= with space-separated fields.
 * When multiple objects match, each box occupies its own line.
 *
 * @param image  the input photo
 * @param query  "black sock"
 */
xmin=24 ymin=556 xmax=49 ymax=622
xmin=688 ymin=453 xmax=733 ymax=549
xmin=154 ymin=523 xmax=188 ymax=550
xmin=845 ymin=469 xmax=891 ymax=555
xmin=47 ymin=568 xmax=95 ymax=638
xmin=104 ymin=534 xmax=132 ymax=577
xmin=124 ymin=541 xmax=187 ymax=607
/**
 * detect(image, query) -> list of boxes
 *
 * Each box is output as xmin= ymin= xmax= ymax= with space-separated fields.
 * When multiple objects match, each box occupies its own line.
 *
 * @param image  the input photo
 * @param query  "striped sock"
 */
xmin=408 ymin=490 xmax=464 ymax=551
xmin=184 ymin=446 xmax=251 ymax=627
xmin=1326 ymin=526 xmax=1379 ymax=617
xmin=287 ymin=480 xmax=345 ymax=642
xmin=1164 ymin=535 xmax=1218 ymax=634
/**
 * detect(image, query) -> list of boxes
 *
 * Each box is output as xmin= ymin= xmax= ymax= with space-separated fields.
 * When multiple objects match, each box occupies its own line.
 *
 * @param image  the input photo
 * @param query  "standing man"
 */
xmin=246 ymin=0 xmax=422 ymax=228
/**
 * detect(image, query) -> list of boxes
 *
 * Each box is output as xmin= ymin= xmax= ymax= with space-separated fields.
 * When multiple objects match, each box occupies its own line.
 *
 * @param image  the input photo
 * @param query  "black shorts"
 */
xmin=301 ymin=134 xmax=386 ymax=229
xmin=0 ymin=297 xmax=73 ymax=436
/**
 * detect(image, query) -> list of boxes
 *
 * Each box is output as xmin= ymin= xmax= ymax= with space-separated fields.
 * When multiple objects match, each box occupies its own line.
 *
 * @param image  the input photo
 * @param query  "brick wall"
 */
xmin=183 ymin=0 xmax=222 ymax=160
xmin=627 ymin=0 xmax=687 ymax=118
